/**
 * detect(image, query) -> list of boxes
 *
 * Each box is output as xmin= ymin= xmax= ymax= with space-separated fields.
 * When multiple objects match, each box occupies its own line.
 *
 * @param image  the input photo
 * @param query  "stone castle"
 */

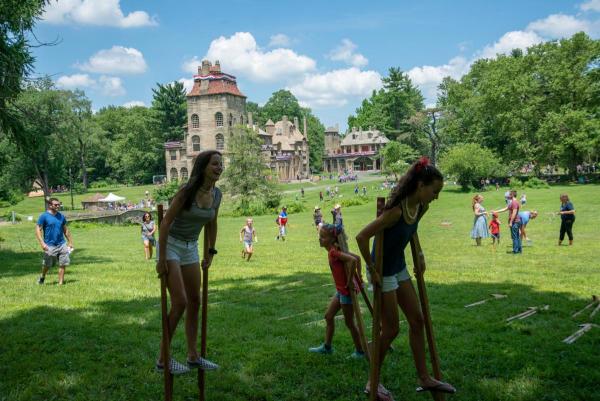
xmin=164 ymin=60 xmax=309 ymax=182
xmin=165 ymin=60 xmax=388 ymax=181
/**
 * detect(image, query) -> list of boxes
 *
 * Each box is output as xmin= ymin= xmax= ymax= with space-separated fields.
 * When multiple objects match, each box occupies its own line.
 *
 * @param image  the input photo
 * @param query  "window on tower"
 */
xmin=191 ymin=114 xmax=199 ymax=129
xmin=215 ymin=112 xmax=223 ymax=127
xmin=192 ymin=135 xmax=200 ymax=152
xmin=180 ymin=167 xmax=189 ymax=181
xmin=216 ymin=134 xmax=224 ymax=150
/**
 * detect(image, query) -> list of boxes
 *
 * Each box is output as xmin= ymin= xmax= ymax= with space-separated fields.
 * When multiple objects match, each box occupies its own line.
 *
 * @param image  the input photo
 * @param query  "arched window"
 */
xmin=215 ymin=112 xmax=223 ymax=127
xmin=170 ymin=168 xmax=178 ymax=181
xmin=180 ymin=167 xmax=189 ymax=181
xmin=192 ymin=135 xmax=200 ymax=152
xmin=216 ymin=134 xmax=224 ymax=150
xmin=191 ymin=114 xmax=199 ymax=129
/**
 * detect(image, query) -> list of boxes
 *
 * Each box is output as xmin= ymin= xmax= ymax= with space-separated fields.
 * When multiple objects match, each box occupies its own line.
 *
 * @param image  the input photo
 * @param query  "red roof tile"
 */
xmin=186 ymin=72 xmax=245 ymax=98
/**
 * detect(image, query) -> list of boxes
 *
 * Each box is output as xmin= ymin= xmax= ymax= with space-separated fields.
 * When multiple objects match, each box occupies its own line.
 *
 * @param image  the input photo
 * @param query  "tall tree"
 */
xmin=407 ymin=108 xmax=445 ymax=166
xmin=151 ymin=81 xmax=187 ymax=141
xmin=223 ymin=126 xmax=280 ymax=212
xmin=0 ymin=0 xmax=50 ymax=134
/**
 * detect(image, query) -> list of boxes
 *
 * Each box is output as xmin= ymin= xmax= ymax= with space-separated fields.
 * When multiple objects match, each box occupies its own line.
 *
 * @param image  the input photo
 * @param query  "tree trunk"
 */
xmin=430 ymin=141 xmax=438 ymax=167
xmin=78 ymin=139 xmax=88 ymax=189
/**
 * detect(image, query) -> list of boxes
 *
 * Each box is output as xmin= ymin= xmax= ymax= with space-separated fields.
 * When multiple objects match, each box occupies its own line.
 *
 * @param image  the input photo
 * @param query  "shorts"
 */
xmin=336 ymin=291 xmax=352 ymax=305
xmin=43 ymin=243 xmax=70 ymax=267
xmin=367 ymin=269 xmax=411 ymax=293
xmin=155 ymin=235 xmax=199 ymax=266
xmin=142 ymin=236 xmax=156 ymax=245
xmin=243 ymin=240 xmax=253 ymax=247
xmin=491 ymin=233 xmax=500 ymax=240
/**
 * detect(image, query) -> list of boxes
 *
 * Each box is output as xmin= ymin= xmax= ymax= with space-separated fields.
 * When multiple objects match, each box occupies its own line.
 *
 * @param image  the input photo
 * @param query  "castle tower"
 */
xmin=185 ymin=60 xmax=246 ymax=156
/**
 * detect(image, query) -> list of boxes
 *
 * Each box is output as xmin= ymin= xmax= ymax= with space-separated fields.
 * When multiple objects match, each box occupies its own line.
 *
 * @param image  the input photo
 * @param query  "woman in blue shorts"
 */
xmin=155 ymin=150 xmax=223 ymax=375
xmin=356 ymin=157 xmax=455 ymax=399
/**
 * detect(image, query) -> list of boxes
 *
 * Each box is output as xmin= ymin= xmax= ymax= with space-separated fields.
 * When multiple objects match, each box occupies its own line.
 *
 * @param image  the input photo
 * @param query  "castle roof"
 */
xmin=186 ymin=61 xmax=245 ymax=98
xmin=271 ymin=118 xmax=307 ymax=151
xmin=340 ymin=128 xmax=389 ymax=146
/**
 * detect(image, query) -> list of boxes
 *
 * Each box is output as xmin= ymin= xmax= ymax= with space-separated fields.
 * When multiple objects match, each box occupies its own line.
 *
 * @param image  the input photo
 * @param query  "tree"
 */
xmin=380 ymin=141 xmax=419 ymax=178
xmin=95 ymin=106 xmax=164 ymax=184
xmin=347 ymin=68 xmax=424 ymax=139
xmin=407 ymin=108 xmax=445 ymax=166
xmin=223 ymin=126 xmax=280 ymax=213
xmin=7 ymin=78 xmax=76 ymax=201
xmin=439 ymin=143 xmax=504 ymax=190
xmin=151 ymin=81 xmax=187 ymax=141
xmin=0 ymin=135 xmax=34 ymax=204
xmin=0 ymin=0 xmax=50 ymax=134
xmin=261 ymin=90 xmax=303 ymax=122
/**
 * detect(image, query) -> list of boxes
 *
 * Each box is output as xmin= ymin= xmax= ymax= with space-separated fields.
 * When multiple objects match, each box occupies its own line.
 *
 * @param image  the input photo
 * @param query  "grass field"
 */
xmin=1 ymin=181 xmax=599 ymax=401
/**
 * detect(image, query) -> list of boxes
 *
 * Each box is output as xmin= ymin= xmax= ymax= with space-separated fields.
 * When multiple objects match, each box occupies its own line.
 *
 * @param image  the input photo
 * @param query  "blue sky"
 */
xmin=32 ymin=0 xmax=600 ymax=131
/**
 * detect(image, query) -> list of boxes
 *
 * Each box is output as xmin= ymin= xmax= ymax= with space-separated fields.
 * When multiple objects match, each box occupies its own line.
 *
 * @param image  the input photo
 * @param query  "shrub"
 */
xmin=340 ymin=196 xmax=370 ymax=207
xmin=439 ymin=144 xmax=504 ymax=191
xmin=283 ymin=201 xmax=307 ymax=214
xmin=525 ymin=177 xmax=550 ymax=189
xmin=153 ymin=180 xmax=181 ymax=203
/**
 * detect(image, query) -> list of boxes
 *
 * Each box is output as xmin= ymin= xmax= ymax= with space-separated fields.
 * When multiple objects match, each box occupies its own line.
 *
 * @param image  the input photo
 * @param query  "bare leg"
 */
xmin=144 ymin=240 xmax=150 ymax=260
xmin=341 ymin=303 xmax=362 ymax=352
xmin=40 ymin=266 xmax=49 ymax=278
xmin=58 ymin=266 xmax=66 ymax=285
xmin=180 ymin=262 xmax=201 ymax=360
xmin=378 ymin=290 xmax=400 ymax=368
xmin=324 ymin=295 xmax=341 ymax=346
xmin=158 ymin=261 xmax=187 ymax=364
xmin=246 ymin=245 xmax=253 ymax=261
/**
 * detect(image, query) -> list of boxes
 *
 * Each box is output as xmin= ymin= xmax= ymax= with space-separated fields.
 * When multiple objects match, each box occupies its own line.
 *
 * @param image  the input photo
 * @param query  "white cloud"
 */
xmin=269 ymin=34 xmax=291 ymax=47
xmin=328 ymin=39 xmax=368 ymax=67
xmin=42 ymin=0 xmax=157 ymax=28
xmin=289 ymin=68 xmax=382 ymax=107
xmin=178 ymin=78 xmax=195 ymax=93
xmin=99 ymin=76 xmax=125 ymax=96
xmin=56 ymin=74 xmax=96 ymax=90
xmin=77 ymin=46 xmax=147 ymax=75
xmin=123 ymin=100 xmax=145 ymax=108
xmin=181 ymin=57 xmax=202 ymax=74
xmin=194 ymin=32 xmax=316 ymax=82
xmin=527 ymin=14 xmax=591 ymax=38
xmin=408 ymin=57 xmax=470 ymax=102
xmin=581 ymin=0 xmax=600 ymax=12
xmin=477 ymin=30 xmax=544 ymax=59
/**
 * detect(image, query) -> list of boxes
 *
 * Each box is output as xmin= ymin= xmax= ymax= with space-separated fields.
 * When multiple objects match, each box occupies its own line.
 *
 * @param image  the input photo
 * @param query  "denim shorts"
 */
xmin=381 ymin=269 xmax=412 ymax=293
xmin=336 ymin=291 xmax=353 ymax=305
xmin=243 ymin=240 xmax=253 ymax=247
xmin=155 ymin=235 xmax=199 ymax=266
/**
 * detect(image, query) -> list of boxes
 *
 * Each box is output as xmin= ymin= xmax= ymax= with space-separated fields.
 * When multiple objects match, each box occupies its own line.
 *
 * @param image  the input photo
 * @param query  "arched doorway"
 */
xmin=353 ymin=156 xmax=373 ymax=171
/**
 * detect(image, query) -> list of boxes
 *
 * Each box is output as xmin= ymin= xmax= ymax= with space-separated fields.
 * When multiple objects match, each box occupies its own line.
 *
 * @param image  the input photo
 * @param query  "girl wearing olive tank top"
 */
xmin=155 ymin=150 xmax=223 ymax=375
xmin=356 ymin=158 xmax=456 ymax=399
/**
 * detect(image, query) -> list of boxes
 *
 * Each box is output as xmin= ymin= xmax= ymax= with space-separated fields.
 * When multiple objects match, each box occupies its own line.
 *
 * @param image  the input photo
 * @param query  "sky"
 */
xmin=31 ymin=0 xmax=600 ymax=132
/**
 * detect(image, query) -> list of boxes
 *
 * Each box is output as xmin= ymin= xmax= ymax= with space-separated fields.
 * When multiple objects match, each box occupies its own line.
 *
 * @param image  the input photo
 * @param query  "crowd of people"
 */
xmin=33 ymin=150 xmax=580 ymax=401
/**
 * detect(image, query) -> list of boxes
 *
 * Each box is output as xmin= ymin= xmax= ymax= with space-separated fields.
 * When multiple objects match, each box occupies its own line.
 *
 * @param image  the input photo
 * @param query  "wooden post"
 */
xmin=198 ymin=230 xmax=209 ymax=401
xmin=369 ymin=197 xmax=385 ymax=401
xmin=157 ymin=204 xmax=173 ymax=401
xmin=410 ymin=233 xmax=445 ymax=401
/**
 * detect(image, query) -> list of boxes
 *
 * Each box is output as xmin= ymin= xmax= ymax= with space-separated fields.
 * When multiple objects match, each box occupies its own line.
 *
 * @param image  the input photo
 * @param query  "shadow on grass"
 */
xmin=0 ymin=248 xmax=114 ymax=279
xmin=0 ymin=273 xmax=598 ymax=401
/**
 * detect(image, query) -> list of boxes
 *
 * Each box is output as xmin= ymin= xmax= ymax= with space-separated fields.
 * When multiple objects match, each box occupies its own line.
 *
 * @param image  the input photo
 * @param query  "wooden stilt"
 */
xmin=369 ymin=197 xmax=385 ymax=401
xmin=157 ymin=204 xmax=173 ymax=401
xmin=199 ymin=230 xmax=209 ymax=401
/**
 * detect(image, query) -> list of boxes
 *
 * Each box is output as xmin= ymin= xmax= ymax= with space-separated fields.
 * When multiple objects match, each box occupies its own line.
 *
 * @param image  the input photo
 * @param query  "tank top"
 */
xmin=242 ymin=226 xmax=253 ymax=241
xmin=169 ymin=187 xmax=222 ymax=241
xmin=372 ymin=203 xmax=423 ymax=277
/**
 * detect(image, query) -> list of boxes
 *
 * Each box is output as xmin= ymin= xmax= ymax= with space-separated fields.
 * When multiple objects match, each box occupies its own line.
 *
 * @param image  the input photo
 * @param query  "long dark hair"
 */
xmin=385 ymin=156 xmax=443 ymax=210
xmin=181 ymin=150 xmax=222 ymax=210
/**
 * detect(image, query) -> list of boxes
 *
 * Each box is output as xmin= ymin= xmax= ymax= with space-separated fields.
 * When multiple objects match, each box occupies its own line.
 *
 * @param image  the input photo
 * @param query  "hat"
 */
xmin=334 ymin=204 xmax=341 ymax=209
xmin=314 ymin=206 xmax=320 ymax=210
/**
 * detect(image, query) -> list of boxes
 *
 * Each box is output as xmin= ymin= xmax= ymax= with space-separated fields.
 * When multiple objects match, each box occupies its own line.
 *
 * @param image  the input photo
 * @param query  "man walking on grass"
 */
xmin=35 ymin=198 xmax=73 ymax=285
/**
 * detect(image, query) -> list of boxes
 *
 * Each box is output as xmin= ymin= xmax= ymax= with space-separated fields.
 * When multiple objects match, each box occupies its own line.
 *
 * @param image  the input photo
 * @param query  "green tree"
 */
xmin=439 ymin=143 xmax=503 ymax=190
xmin=380 ymin=141 xmax=419 ymax=178
xmin=95 ymin=106 xmax=164 ymax=184
xmin=0 ymin=0 xmax=50 ymax=133
xmin=7 ymin=78 xmax=78 ymax=202
xmin=0 ymin=135 xmax=33 ymax=204
xmin=347 ymin=89 xmax=391 ymax=132
xmin=223 ymin=126 xmax=280 ymax=213
xmin=151 ymin=81 xmax=187 ymax=141
xmin=406 ymin=108 xmax=445 ymax=166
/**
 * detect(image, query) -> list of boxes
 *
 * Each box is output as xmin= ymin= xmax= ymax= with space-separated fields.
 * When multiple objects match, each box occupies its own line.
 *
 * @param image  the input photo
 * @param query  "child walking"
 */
xmin=276 ymin=206 xmax=288 ymax=241
xmin=239 ymin=218 xmax=257 ymax=261
xmin=489 ymin=211 xmax=501 ymax=250
xmin=309 ymin=224 xmax=365 ymax=359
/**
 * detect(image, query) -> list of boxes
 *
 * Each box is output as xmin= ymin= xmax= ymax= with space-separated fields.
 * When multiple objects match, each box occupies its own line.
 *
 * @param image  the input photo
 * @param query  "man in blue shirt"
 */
xmin=35 ymin=198 xmax=74 ymax=285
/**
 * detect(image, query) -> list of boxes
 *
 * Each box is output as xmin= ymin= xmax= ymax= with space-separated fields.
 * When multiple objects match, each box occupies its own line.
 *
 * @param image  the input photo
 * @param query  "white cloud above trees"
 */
xmin=580 ymin=0 xmax=600 ymax=12
xmin=327 ymin=39 xmax=368 ymax=67
xmin=77 ymin=46 xmax=147 ymax=75
xmin=42 ymin=0 xmax=157 ymax=28
xmin=268 ymin=34 xmax=291 ymax=47
xmin=55 ymin=74 xmax=125 ymax=96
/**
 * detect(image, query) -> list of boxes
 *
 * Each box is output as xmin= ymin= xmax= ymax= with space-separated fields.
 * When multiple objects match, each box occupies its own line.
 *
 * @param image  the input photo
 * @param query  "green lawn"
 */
xmin=1 ymin=183 xmax=599 ymax=401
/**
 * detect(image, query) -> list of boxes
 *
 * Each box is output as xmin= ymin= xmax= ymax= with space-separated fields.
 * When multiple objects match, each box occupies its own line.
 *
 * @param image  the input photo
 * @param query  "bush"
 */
xmin=525 ymin=177 xmax=550 ymax=189
xmin=283 ymin=200 xmax=307 ymax=214
xmin=439 ymin=144 xmax=504 ymax=191
xmin=339 ymin=196 xmax=370 ymax=207
xmin=153 ymin=180 xmax=181 ymax=203
xmin=90 ymin=179 xmax=119 ymax=188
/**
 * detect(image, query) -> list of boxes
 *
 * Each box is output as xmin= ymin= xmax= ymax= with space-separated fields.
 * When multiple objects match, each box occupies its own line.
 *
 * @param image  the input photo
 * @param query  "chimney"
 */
xmin=294 ymin=116 xmax=299 ymax=130
xmin=248 ymin=112 xmax=253 ymax=127
xmin=335 ymin=123 xmax=339 ymax=133
xmin=352 ymin=127 xmax=357 ymax=133
xmin=282 ymin=115 xmax=288 ymax=124
xmin=303 ymin=115 xmax=307 ymax=137
xmin=214 ymin=60 xmax=221 ymax=72
xmin=201 ymin=60 xmax=210 ymax=75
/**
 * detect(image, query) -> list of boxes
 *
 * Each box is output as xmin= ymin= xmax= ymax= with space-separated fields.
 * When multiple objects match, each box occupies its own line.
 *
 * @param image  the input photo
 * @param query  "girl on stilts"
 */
xmin=309 ymin=224 xmax=365 ymax=359
xmin=239 ymin=218 xmax=257 ymax=261
xmin=356 ymin=157 xmax=456 ymax=400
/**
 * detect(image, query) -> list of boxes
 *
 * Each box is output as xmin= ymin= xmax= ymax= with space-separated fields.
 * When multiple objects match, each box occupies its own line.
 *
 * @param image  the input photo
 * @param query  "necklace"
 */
xmin=199 ymin=186 xmax=212 ymax=193
xmin=403 ymin=197 xmax=418 ymax=221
